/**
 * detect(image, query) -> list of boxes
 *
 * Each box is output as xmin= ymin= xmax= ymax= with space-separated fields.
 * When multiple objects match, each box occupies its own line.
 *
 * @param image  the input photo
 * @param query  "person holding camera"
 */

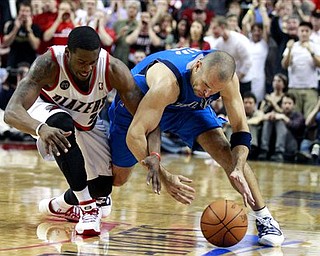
xmin=125 ymin=11 xmax=162 ymax=68
xmin=43 ymin=0 xmax=75 ymax=46
xmin=2 ymin=0 xmax=41 ymax=68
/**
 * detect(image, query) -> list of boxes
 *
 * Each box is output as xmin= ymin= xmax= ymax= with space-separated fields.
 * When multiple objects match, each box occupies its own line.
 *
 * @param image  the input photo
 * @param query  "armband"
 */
xmin=230 ymin=131 xmax=252 ymax=150
xmin=35 ymin=122 xmax=47 ymax=137
xmin=150 ymin=152 xmax=161 ymax=161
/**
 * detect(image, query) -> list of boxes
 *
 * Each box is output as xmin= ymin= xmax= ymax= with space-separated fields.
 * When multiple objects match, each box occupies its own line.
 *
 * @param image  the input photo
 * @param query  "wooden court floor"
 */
xmin=0 ymin=148 xmax=320 ymax=256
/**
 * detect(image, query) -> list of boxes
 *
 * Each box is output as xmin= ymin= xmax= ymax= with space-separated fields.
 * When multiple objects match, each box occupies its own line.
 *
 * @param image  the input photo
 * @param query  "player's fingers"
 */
xmin=49 ymin=143 xmax=60 ymax=157
xmin=175 ymin=192 xmax=193 ymax=205
xmin=146 ymin=171 xmax=152 ymax=185
xmin=242 ymin=194 xmax=248 ymax=208
xmin=178 ymin=175 xmax=193 ymax=183
xmin=52 ymin=135 xmax=70 ymax=153
xmin=151 ymin=173 xmax=160 ymax=193
xmin=179 ymin=183 xmax=196 ymax=193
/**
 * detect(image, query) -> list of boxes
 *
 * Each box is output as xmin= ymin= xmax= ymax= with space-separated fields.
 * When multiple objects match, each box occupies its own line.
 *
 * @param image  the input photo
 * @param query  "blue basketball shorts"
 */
xmin=108 ymin=98 xmax=226 ymax=168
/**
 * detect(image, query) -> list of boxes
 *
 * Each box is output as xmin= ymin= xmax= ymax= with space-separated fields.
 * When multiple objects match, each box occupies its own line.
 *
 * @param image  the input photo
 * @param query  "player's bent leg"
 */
xmin=112 ymin=165 xmax=134 ymax=186
xmin=88 ymin=176 xmax=113 ymax=218
xmin=197 ymin=129 xmax=284 ymax=246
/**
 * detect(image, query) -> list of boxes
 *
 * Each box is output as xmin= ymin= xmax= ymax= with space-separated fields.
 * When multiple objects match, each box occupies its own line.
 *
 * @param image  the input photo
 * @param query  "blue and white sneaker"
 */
xmin=96 ymin=195 xmax=112 ymax=218
xmin=256 ymin=217 xmax=284 ymax=246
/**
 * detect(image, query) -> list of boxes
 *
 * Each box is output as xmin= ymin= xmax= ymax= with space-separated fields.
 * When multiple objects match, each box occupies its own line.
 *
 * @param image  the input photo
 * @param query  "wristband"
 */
xmin=230 ymin=131 xmax=252 ymax=150
xmin=35 ymin=122 xmax=47 ymax=136
xmin=150 ymin=152 xmax=161 ymax=161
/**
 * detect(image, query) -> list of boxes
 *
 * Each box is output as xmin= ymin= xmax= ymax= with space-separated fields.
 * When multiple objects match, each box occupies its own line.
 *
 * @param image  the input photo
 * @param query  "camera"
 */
xmin=62 ymin=12 xmax=70 ymax=20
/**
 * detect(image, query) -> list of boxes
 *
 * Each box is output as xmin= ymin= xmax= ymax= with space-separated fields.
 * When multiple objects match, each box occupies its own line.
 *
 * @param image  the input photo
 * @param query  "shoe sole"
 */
xmin=76 ymin=229 xmax=101 ymax=236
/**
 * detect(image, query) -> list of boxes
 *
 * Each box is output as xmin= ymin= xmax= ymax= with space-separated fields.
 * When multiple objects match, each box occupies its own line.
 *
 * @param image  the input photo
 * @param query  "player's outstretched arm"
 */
xmin=126 ymin=63 xmax=195 ymax=203
xmin=220 ymin=74 xmax=255 ymax=207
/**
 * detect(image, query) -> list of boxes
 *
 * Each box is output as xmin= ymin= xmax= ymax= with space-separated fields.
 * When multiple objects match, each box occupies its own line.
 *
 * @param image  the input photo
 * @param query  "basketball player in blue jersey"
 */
xmin=108 ymin=48 xmax=284 ymax=246
xmin=4 ymin=27 xmax=194 ymax=236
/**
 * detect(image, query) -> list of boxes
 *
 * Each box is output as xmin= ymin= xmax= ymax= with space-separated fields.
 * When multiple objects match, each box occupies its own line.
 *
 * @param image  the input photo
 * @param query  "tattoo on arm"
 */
xmin=14 ymin=52 xmax=58 ymax=108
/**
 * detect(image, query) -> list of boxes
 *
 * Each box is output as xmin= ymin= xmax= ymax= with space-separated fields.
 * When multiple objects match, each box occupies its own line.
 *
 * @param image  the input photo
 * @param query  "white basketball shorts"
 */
xmin=28 ymin=98 xmax=112 ymax=180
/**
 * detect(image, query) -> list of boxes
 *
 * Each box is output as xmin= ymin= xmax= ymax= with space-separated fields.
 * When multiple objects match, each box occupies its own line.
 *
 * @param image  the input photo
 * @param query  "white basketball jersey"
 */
xmin=41 ymin=45 xmax=112 ymax=131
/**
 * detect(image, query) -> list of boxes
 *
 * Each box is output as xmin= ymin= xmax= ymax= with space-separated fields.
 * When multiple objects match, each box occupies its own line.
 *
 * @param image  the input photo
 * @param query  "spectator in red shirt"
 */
xmin=43 ymin=0 xmax=75 ymax=46
xmin=33 ymin=0 xmax=58 ymax=54
xmin=188 ymin=19 xmax=210 ymax=50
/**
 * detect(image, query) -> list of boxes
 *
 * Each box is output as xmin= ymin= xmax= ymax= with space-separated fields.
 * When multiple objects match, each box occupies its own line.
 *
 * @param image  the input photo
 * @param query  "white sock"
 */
xmin=51 ymin=194 xmax=71 ymax=212
xmin=73 ymin=186 xmax=92 ymax=203
xmin=254 ymin=206 xmax=272 ymax=218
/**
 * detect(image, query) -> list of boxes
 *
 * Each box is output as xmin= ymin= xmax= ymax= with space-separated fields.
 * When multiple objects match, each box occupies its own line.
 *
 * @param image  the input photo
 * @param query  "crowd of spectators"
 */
xmin=1 ymin=0 xmax=320 ymax=165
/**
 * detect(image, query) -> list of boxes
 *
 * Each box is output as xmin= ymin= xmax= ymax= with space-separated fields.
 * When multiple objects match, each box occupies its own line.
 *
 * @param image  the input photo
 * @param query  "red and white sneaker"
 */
xmin=39 ymin=198 xmax=80 ymax=223
xmin=75 ymin=199 xmax=101 ymax=236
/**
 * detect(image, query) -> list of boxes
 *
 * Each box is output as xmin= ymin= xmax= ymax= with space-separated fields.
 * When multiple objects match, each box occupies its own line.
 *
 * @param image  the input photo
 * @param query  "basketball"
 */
xmin=200 ymin=200 xmax=248 ymax=247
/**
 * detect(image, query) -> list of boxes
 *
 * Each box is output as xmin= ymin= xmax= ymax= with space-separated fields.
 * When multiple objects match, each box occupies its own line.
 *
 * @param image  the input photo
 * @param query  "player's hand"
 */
xmin=141 ymin=155 xmax=161 ymax=194
xmin=159 ymin=165 xmax=195 ymax=205
xmin=38 ymin=124 xmax=72 ymax=157
xmin=229 ymin=168 xmax=255 ymax=207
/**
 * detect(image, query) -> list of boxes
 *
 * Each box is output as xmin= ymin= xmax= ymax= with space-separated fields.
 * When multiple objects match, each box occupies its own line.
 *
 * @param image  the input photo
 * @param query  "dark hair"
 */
xmin=243 ymin=91 xmax=257 ymax=103
xmin=18 ymin=0 xmax=32 ymax=12
xmin=274 ymin=73 xmax=288 ymax=92
xmin=299 ymin=21 xmax=313 ymax=30
xmin=67 ymin=26 xmax=101 ymax=53
xmin=283 ymin=92 xmax=296 ymax=104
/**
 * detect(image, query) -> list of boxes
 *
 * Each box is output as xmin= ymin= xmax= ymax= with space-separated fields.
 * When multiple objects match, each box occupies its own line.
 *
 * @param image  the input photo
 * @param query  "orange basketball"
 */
xmin=200 ymin=200 xmax=248 ymax=247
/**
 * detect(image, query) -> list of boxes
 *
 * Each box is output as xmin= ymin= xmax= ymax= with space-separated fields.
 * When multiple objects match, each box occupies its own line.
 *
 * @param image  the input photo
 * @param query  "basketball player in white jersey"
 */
xmin=4 ymin=26 xmax=195 ymax=236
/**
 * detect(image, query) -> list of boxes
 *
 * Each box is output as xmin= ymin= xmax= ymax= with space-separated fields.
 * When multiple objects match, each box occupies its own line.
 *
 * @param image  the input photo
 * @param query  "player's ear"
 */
xmin=65 ymin=47 xmax=70 ymax=59
xmin=195 ymin=60 xmax=202 ymax=72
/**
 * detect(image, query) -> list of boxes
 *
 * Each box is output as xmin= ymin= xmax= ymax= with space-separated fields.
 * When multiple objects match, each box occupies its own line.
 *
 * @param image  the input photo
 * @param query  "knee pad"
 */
xmin=46 ymin=112 xmax=74 ymax=131
xmin=46 ymin=112 xmax=76 ymax=145
xmin=88 ymin=176 xmax=113 ymax=198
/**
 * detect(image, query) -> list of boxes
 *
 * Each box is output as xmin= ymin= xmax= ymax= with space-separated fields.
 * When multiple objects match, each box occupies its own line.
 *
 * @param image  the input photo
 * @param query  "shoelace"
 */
xmin=66 ymin=206 xmax=81 ymax=220
xmin=255 ymin=216 xmax=281 ymax=236
xmin=82 ymin=208 xmax=99 ymax=223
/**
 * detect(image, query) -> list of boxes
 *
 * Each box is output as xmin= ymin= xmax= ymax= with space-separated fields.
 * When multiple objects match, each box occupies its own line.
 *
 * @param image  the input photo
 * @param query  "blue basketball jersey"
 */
xmin=131 ymin=47 xmax=220 ymax=111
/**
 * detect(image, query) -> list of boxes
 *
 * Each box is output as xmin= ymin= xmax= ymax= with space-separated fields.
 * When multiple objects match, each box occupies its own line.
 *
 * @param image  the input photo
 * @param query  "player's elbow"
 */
xmin=126 ymin=125 xmax=140 ymax=148
xmin=3 ymin=107 xmax=14 ymax=126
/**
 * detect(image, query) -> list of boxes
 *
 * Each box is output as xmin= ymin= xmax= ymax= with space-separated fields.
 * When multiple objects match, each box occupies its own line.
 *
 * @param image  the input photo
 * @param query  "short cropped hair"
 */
xmin=203 ymin=50 xmax=236 ymax=82
xmin=67 ymin=26 xmax=101 ymax=53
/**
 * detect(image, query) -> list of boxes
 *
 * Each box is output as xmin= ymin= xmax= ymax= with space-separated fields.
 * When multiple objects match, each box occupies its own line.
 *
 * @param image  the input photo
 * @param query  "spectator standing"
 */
xmin=187 ymin=19 xmax=210 ymax=50
xmin=2 ymin=1 xmax=41 ymax=68
xmin=211 ymin=16 xmax=252 ymax=96
xmin=33 ymin=0 xmax=58 ymax=55
xmin=243 ymin=1 xmax=270 ymax=104
xmin=151 ymin=13 xmax=174 ymax=52
xmin=171 ymin=17 xmax=190 ymax=49
xmin=112 ymin=0 xmax=140 ymax=67
xmin=270 ymin=5 xmax=300 ymax=75
xmin=125 ymin=11 xmax=162 ymax=68
xmin=281 ymin=21 xmax=320 ymax=118
xmin=43 ymin=0 xmax=76 ymax=46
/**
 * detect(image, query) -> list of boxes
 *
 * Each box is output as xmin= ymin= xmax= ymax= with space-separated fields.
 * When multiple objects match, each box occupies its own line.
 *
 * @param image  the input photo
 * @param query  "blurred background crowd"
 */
xmin=1 ymin=0 xmax=320 ymax=165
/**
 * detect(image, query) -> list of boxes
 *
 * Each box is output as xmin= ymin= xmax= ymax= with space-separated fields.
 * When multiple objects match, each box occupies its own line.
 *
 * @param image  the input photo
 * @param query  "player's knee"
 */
xmin=112 ymin=168 xmax=132 ymax=186
xmin=46 ymin=112 xmax=74 ymax=132
xmin=46 ymin=112 xmax=76 ymax=145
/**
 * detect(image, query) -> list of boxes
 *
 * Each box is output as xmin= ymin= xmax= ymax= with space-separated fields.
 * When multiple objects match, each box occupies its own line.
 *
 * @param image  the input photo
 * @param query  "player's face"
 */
xmin=66 ymin=48 xmax=100 ymax=81
xmin=191 ymin=62 xmax=224 ymax=98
